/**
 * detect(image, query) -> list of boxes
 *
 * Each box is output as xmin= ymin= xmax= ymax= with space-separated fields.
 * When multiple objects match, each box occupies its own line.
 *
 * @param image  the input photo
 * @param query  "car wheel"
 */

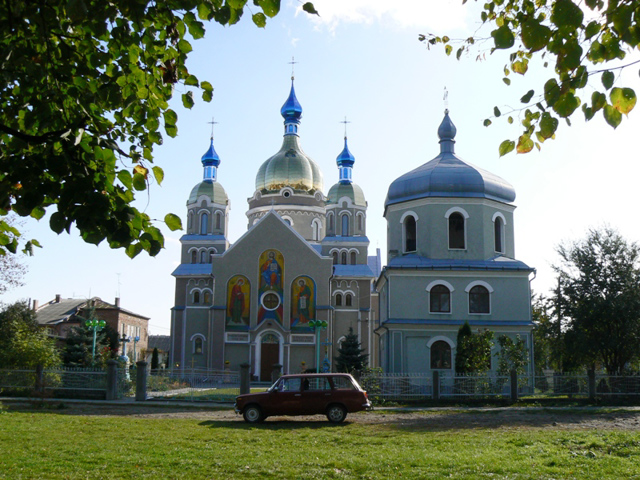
xmin=326 ymin=404 xmax=347 ymax=423
xmin=243 ymin=405 xmax=263 ymax=423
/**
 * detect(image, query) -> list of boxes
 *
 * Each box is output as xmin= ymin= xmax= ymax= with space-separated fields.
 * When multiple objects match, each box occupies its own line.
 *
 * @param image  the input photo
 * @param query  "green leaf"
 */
xmin=302 ymin=2 xmax=319 ymax=15
xmin=516 ymin=134 xmax=534 ymax=154
xmin=544 ymin=78 xmax=560 ymax=107
xmin=538 ymin=112 xmax=558 ymax=139
xmin=252 ymin=12 xmax=266 ymax=28
xmin=152 ymin=166 xmax=164 ymax=185
xmin=49 ymin=212 xmax=67 ymax=234
xmin=520 ymin=89 xmax=535 ymax=103
xmin=118 ymin=170 xmax=133 ymax=189
xmin=483 ymin=119 xmax=492 ymax=127
xmin=133 ymin=173 xmax=147 ymax=191
xmin=553 ymin=92 xmax=580 ymax=117
xmin=512 ymin=60 xmax=528 ymax=75
xmin=499 ymin=140 xmax=515 ymax=157
xmin=184 ymin=12 xmax=205 ymax=39
xmin=503 ymin=77 xmax=511 ymax=86
xmin=182 ymin=91 xmax=194 ymax=109
xmin=31 ymin=206 xmax=46 ymax=220
xmin=493 ymin=106 xmax=501 ymax=117
xmin=521 ymin=19 xmax=551 ymax=52
xmin=126 ymin=243 xmax=144 ymax=259
xmin=603 ymin=104 xmax=622 ymax=128
xmin=602 ymin=71 xmax=614 ymax=89
xmin=184 ymin=75 xmax=199 ymax=87
xmin=164 ymin=213 xmax=183 ymax=231
xmin=591 ymin=91 xmax=607 ymax=112
xmin=551 ymin=0 xmax=583 ymax=30
xmin=492 ymin=25 xmax=515 ymax=49
xmin=445 ymin=45 xmax=452 ymax=56
xmin=585 ymin=20 xmax=601 ymax=39
xmin=163 ymin=109 xmax=178 ymax=126
xmin=256 ymin=0 xmax=280 ymax=17
xmin=610 ymin=87 xmax=636 ymax=115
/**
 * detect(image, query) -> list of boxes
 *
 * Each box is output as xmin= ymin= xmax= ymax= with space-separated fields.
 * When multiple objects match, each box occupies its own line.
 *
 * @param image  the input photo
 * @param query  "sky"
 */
xmin=3 ymin=0 xmax=640 ymax=336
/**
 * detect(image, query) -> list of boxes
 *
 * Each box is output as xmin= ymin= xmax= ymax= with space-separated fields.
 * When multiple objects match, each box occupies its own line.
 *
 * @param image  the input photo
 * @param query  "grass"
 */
xmin=1 ymin=404 xmax=639 ymax=479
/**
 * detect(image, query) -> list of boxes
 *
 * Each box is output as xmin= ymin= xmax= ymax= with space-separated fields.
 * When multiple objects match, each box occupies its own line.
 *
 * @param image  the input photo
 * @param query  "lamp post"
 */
xmin=86 ymin=318 xmax=106 ymax=363
xmin=132 ymin=336 xmax=140 ymax=363
xmin=309 ymin=319 xmax=328 ymax=373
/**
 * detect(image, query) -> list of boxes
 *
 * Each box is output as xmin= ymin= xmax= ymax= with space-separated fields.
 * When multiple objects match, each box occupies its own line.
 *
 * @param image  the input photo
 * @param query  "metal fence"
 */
xmin=359 ymin=373 xmax=433 ymax=401
xmin=146 ymin=368 xmax=240 ymax=403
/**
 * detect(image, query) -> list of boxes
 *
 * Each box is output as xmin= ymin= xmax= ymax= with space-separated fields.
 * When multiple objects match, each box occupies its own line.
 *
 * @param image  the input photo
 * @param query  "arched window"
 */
xmin=193 ymin=291 xmax=200 ymax=304
xmin=430 ymin=341 xmax=452 ymax=369
xmin=188 ymin=212 xmax=193 ymax=231
xmin=358 ymin=214 xmax=363 ymax=231
xmin=194 ymin=337 xmax=203 ymax=354
xmin=350 ymin=251 xmax=357 ymax=265
xmin=430 ymin=285 xmax=451 ymax=313
xmin=448 ymin=212 xmax=465 ymax=249
xmin=494 ymin=217 xmax=504 ymax=253
xmin=335 ymin=294 xmax=342 ymax=306
xmin=341 ymin=251 xmax=347 ymax=265
xmin=404 ymin=215 xmax=416 ymax=252
xmin=200 ymin=251 xmax=207 ymax=264
xmin=469 ymin=286 xmax=490 ymax=314
xmin=191 ymin=250 xmax=197 ymax=264
xmin=209 ymin=251 xmax=215 ymax=263
xmin=203 ymin=291 xmax=211 ymax=304
xmin=312 ymin=220 xmax=320 ymax=241
xmin=341 ymin=214 xmax=349 ymax=236
xmin=215 ymin=211 xmax=222 ymax=230
xmin=345 ymin=294 xmax=352 ymax=307
xmin=200 ymin=213 xmax=209 ymax=235
xmin=332 ymin=252 xmax=338 ymax=265
xmin=328 ymin=213 xmax=334 ymax=232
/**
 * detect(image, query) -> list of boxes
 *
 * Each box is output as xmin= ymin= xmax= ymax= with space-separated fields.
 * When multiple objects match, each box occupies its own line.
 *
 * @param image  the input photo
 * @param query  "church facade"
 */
xmin=169 ymin=80 xmax=535 ymax=378
xmin=170 ymin=80 xmax=378 ymax=380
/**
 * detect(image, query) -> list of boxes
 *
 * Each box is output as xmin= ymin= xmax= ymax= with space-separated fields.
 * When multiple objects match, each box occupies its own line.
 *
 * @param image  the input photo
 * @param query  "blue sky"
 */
xmin=4 ymin=0 xmax=640 ymax=336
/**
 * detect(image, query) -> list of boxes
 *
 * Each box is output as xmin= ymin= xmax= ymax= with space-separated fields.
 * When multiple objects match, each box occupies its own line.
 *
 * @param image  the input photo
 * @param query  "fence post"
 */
xmin=240 ymin=363 xmax=251 ymax=395
xmin=34 ymin=364 xmax=44 ymax=393
xmin=271 ymin=363 xmax=282 ymax=383
xmin=510 ymin=369 xmax=518 ymax=402
xmin=433 ymin=370 xmax=440 ymax=400
xmin=135 ymin=361 xmax=148 ymax=401
xmin=588 ymin=369 xmax=596 ymax=400
xmin=106 ymin=360 xmax=118 ymax=400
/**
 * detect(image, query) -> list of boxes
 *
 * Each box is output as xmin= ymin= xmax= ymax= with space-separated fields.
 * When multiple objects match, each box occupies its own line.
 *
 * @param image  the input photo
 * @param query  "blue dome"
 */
xmin=385 ymin=111 xmax=516 ymax=207
xmin=280 ymin=80 xmax=302 ymax=123
xmin=336 ymin=137 xmax=355 ymax=168
xmin=201 ymin=139 xmax=220 ymax=167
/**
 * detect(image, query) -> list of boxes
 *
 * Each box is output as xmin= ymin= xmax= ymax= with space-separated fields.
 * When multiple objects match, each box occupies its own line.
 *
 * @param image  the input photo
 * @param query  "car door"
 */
xmin=268 ymin=377 xmax=302 ymax=416
xmin=300 ymin=376 xmax=332 ymax=414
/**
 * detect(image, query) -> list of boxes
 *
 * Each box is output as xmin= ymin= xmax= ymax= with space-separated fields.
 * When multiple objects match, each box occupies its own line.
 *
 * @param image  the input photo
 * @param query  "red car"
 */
xmin=235 ymin=373 xmax=372 ymax=423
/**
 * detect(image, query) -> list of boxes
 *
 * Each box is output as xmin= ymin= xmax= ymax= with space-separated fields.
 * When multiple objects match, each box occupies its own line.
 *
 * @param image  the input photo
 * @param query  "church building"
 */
xmin=170 ymin=79 xmax=378 ymax=380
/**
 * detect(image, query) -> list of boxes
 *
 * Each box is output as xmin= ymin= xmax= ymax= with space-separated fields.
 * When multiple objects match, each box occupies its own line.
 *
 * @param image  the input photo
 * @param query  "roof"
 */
xmin=188 ymin=181 xmax=228 ymax=205
xmin=385 ymin=111 xmax=516 ymax=208
xmin=367 ymin=249 xmax=382 ymax=278
xmin=179 ymin=234 xmax=227 ymax=242
xmin=36 ymin=296 xmax=149 ymax=326
xmin=148 ymin=335 xmax=171 ymax=352
xmin=321 ymin=235 xmax=370 ymax=244
xmin=333 ymin=264 xmax=376 ymax=277
xmin=172 ymin=264 xmax=213 ymax=276
xmin=327 ymin=182 xmax=366 ymax=206
xmin=386 ymin=254 xmax=534 ymax=272
xmin=383 ymin=319 xmax=534 ymax=327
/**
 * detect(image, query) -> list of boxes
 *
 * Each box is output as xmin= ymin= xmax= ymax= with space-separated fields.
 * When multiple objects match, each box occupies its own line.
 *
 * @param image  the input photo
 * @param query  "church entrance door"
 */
xmin=260 ymin=334 xmax=280 ymax=381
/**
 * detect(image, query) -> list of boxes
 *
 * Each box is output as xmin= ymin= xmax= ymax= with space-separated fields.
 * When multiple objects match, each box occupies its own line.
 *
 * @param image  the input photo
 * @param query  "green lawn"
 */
xmin=1 ymin=404 xmax=639 ymax=479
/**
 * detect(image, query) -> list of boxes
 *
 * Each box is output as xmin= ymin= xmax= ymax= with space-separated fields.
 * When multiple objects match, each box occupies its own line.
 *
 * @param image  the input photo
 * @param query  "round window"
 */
xmin=261 ymin=292 xmax=281 ymax=311
xmin=283 ymin=191 xmax=291 ymax=198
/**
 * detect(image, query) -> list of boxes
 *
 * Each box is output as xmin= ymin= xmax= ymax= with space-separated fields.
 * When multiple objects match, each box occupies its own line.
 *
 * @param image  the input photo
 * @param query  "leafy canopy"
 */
xmin=421 ymin=0 xmax=640 ymax=156
xmin=0 ymin=0 xmax=316 ymax=257
xmin=455 ymin=321 xmax=494 ymax=374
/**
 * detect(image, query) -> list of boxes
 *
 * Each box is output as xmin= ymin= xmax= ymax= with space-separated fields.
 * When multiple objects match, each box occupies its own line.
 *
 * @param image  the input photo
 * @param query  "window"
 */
xmin=430 ymin=285 xmax=451 ymax=313
xmin=328 ymin=213 xmax=334 ymax=232
xmin=200 ymin=213 xmax=209 ymax=235
xmin=194 ymin=337 xmax=203 ymax=354
xmin=188 ymin=212 xmax=193 ymax=230
xmin=193 ymin=291 xmax=200 ymax=304
xmin=350 ymin=251 xmax=356 ymax=265
xmin=430 ymin=341 xmax=452 ymax=369
xmin=200 ymin=251 xmax=207 ymax=263
xmin=332 ymin=252 xmax=338 ymax=264
xmin=191 ymin=250 xmax=197 ymax=264
xmin=335 ymin=294 xmax=342 ymax=306
xmin=312 ymin=220 xmax=320 ymax=241
xmin=341 ymin=214 xmax=349 ymax=236
xmin=358 ymin=214 xmax=363 ymax=231
xmin=215 ymin=212 xmax=222 ymax=230
xmin=469 ymin=286 xmax=490 ymax=314
xmin=494 ymin=217 xmax=504 ymax=253
xmin=404 ymin=215 xmax=416 ymax=252
xmin=448 ymin=212 xmax=465 ymax=249
xmin=203 ymin=291 xmax=211 ymax=304
xmin=341 ymin=251 xmax=347 ymax=265
xmin=345 ymin=294 xmax=352 ymax=307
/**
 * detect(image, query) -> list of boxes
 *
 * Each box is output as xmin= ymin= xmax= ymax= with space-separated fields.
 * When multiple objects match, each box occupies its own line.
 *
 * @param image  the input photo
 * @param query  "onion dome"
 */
xmin=255 ymin=80 xmax=323 ymax=193
xmin=327 ymin=136 xmax=366 ymax=206
xmin=385 ymin=110 xmax=516 ymax=208
xmin=188 ymin=138 xmax=228 ymax=205
xmin=336 ymin=137 xmax=355 ymax=183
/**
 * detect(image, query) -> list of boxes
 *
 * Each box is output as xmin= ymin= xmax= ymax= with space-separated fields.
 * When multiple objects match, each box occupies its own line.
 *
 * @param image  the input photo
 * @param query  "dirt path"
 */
xmin=6 ymin=401 xmax=640 ymax=431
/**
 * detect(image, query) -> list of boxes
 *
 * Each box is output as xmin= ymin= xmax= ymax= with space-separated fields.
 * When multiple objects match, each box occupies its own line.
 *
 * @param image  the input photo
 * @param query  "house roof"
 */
xmin=35 ymin=296 xmax=149 ymax=326
xmin=148 ymin=335 xmax=171 ymax=352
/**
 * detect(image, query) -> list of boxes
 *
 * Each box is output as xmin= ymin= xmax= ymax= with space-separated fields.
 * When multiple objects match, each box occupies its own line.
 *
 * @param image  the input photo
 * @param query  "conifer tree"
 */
xmin=151 ymin=348 xmax=159 ymax=370
xmin=335 ymin=327 xmax=368 ymax=374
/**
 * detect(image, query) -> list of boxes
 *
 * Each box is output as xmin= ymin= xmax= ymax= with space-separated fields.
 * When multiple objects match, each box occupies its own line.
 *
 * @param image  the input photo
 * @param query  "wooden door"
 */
xmin=260 ymin=343 xmax=279 ymax=381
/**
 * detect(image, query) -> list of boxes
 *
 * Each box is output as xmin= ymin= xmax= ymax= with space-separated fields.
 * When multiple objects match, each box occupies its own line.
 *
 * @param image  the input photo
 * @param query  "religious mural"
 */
xmin=291 ymin=275 xmax=315 ymax=330
xmin=258 ymin=249 xmax=284 ymax=325
xmin=226 ymin=275 xmax=250 ymax=330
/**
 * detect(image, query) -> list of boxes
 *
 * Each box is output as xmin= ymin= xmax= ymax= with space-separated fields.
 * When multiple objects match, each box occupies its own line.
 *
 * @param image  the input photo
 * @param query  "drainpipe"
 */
xmin=528 ymin=268 xmax=537 ymax=378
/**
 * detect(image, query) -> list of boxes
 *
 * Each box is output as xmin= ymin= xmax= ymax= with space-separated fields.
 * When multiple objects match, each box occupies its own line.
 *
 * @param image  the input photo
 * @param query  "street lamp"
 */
xmin=309 ymin=319 xmax=328 ymax=373
xmin=86 ymin=318 xmax=106 ymax=363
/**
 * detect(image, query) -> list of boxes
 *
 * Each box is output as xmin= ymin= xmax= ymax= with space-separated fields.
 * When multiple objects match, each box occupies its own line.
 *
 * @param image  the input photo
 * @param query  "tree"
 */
xmin=455 ymin=321 xmax=494 ymax=374
xmin=0 ymin=1 xmax=317 ymax=257
xmin=495 ymin=334 xmax=528 ymax=375
xmin=0 ymin=215 xmax=27 ymax=295
xmin=335 ymin=327 xmax=368 ymax=374
xmin=554 ymin=227 xmax=640 ymax=374
xmin=422 ymin=0 xmax=639 ymax=156
xmin=0 ymin=301 xmax=60 ymax=368
xmin=63 ymin=308 xmax=114 ymax=366
xmin=151 ymin=347 xmax=160 ymax=370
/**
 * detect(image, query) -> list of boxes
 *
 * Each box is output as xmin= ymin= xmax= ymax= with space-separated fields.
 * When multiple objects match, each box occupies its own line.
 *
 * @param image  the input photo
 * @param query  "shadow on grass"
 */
xmin=198 ymin=418 xmax=350 ymax=430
